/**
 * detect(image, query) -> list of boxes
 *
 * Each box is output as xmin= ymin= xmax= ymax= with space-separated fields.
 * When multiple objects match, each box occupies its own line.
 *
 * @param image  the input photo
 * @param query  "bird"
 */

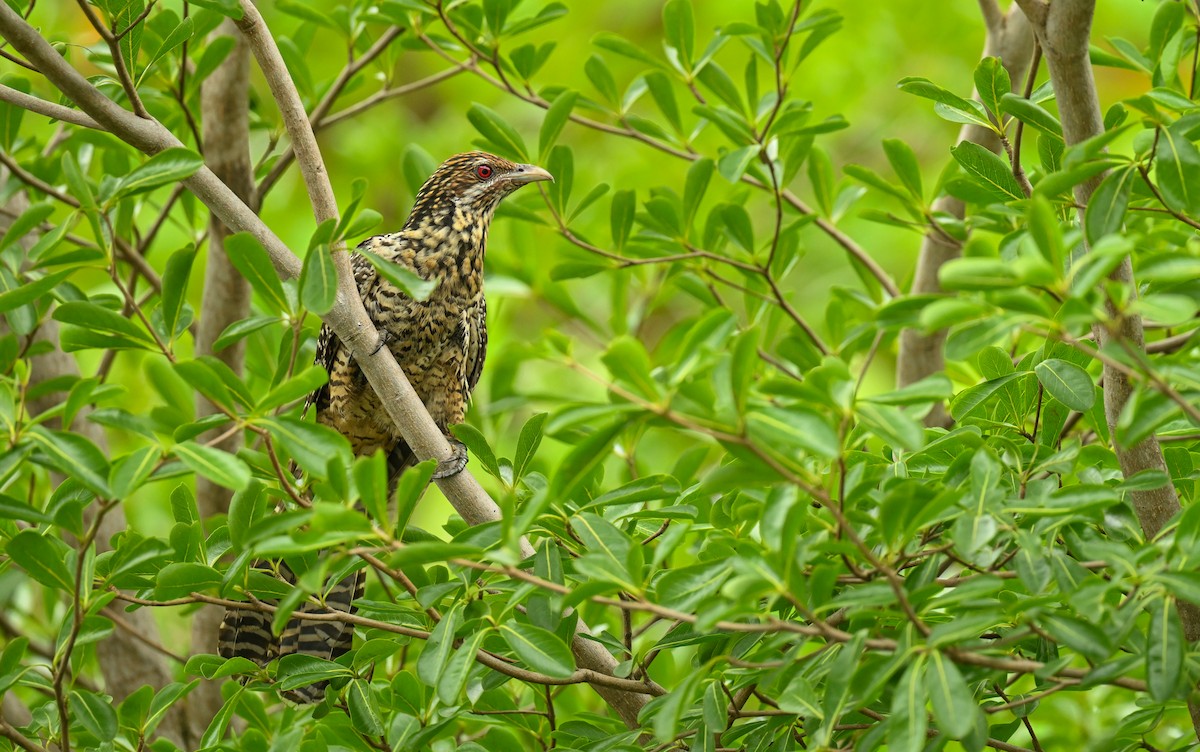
xmin=217 ymin=151 xmax=553 ymax=703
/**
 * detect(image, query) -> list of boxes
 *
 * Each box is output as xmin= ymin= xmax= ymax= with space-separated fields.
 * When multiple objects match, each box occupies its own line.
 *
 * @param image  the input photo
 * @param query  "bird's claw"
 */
xmin=432 ymin=439 xmax=468 ymax=479
xmin=370 ymin=329 xmax=391 ymax=356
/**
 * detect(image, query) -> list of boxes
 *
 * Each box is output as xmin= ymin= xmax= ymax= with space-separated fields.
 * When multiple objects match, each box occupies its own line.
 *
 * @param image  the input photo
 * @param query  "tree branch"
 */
xmin=0 ymin=84 xmax=100 ymax=128
xmin=1019 ymin=0 xmax=1200 ymax=738
xmin=229 ymin=0 xmax=648 ymax=728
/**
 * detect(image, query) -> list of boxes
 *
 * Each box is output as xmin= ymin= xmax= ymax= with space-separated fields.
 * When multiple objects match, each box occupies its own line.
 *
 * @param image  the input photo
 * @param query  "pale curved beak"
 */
xmin=505 ymin=164 xmax=554 ymax=184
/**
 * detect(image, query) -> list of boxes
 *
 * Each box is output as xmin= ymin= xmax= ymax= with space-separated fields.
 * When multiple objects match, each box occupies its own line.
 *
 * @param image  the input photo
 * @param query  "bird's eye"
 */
xmin=475 ymin=164 xmax=493 ymax=179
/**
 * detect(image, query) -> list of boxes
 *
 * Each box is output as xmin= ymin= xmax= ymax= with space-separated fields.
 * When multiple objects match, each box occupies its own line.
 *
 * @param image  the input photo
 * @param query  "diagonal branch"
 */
xmin=228 ymin=0 xmax=648 ymax=728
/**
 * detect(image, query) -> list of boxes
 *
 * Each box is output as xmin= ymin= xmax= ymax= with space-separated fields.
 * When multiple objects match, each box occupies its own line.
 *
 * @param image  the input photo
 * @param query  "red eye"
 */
xmin=475 ymin=164 xmax=493 ymax=179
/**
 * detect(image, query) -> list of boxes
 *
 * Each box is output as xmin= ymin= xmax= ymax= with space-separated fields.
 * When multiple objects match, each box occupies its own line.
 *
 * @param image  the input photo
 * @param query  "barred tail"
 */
xmin=217 ymin=558 xmax=289 ymax=665
xmin=278 ymin=569 xmax=365 ymax=704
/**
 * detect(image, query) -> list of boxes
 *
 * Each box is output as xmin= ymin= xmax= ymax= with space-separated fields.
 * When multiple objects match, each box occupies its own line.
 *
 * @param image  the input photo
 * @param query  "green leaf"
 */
xmin=0 ymin=201 xmax=53 ymax=251
xmin=717 ymin=144 xmax=761 ymax=183
xmin=504 ymin=2 xmax=566 ymax=35
xmin=436 ymin=629 xmax=486 ymax=705
xmin=224 ymin=233 xmax=291 ymax=314
xmin=514 ymin=412 xmax=547 ymax=481
xmin=499 ymin=623 xmax=575 ymax=678
xmin=113 ymin=0 xmax=146 ymax=79
xmin=808 ymin=146 xmax=835 ymax=216
xmin=682 ymin=158 xmax=715 ymax=229
xmin=950 ymin=141 xmax=1024 ymax=202
xmin=602 ymin=335 xmax=659 ymax=400
xmin=261 ymin=416 xmax=351 ymax=477
xmin=54 ymin=301 xmax=156 ymax=347
xmin=115 ymin=148 xmax=205 ymax=199
xmin=467 ymin=104 xmax=528 ymax=160
xmin=173 ymin=441 xmax=251 ymax=491
xmin=1089 ymin=166 xmax=1132 ymax=245
xmin=539 ymin=90 xmax=577 ymax=159
xmin=883 ymin=138 xmax=923 ymax=199
xmin=888 ymin=657 xmax=928 ymax=752
xmin=450 ymin=423 xmax=501 ymax=479
xmin=662 ymin=0 xmax=695 ymax=69
xmin=417 ymin=604 xmax=462 ymax=686
xmin=109 ymin=445 xmax=162 ymax=499
xmin=213 ymin=315 xmax=278 ymax=351
xmin=347 ymin=679 xmax=384 ymax=735
xmin=257 ymin=365 xmax=328 ymax=413
xmin=392 ymin=461 xmax=435 ymax=539
xmin=747 ymin=406 xmax=840 ymax=461
xmin=973 ymin=56 xmax=1010 ymax=119
xmin=359 ymin=250 xmax=436 ymax=301
xmin=654 ymin=561 xmax=728 ymax=612
xmin=276 ymin=654 xmax=352 ymax=692
xmin=696 ymin=62 xmax=744 ymax=113
xmin=1000 ymin=93 xmax=1063 ymax=137
xmin=140 ymin=17 xmax=194 ymax=84
xmin=584 ymin=55 xmax=619 ymax=107
xmin=160 ymin=245 xmax=197 ymax=343
xmin=939 ymin=257 xmax=1021 ymax=290
xmin=644 ymin=71 xmax=682 ymax=133
xmin=1041 ymin=613 xmax=1113 ymax=663
xmin=924 ymin=652 xmax=975 ymax=739
xmin=548 ymin=418 xmax=626 ymax=502
xmin=6 ymin=530 xmax=74 ymax=590
xmin=155 ymin=562 xmax=223 ymax=599
xmin=1034 ymin=358 xmax=1095 ymax=412
xmin=0 ymin=269 xmax=73 ymax=314
xmin=845 ymin=163 xmax=911 ymax=205
xmin=855 ymin=403 xmax=925 ymax=451
xmin=897 ymin=76 xmax=992 ymax=129
xmin=610 ymin=189 xmax=635 ymax=249
xmin=198 ymin=686 xmax=242 ymax=750
xmin=0 ymin=77 xmax=28 ymax=150
xmin=72 ymin=690 xmax=119 ymax=741
xmin=300 ymin=244 xmax=338 ymax=315
xmin=0 ymin=493 xmax=51 ymax=525
xmin=1154 ymin=122 xmax=1200 ymax=216
xmin=719 ymin=202 xmax=755 ymax=251
xmin=27 ymin=426 xmax=111 ymax=495
xmin=1147 ymin=598 xmax=1184 ymax=701
xmin=592 ymin=31 xmax=665 ymax=70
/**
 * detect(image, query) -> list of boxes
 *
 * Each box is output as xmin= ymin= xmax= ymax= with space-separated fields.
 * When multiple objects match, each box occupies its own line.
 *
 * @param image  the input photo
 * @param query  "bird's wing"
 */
xmin=464 ymin=295 xmax=487 ymax=397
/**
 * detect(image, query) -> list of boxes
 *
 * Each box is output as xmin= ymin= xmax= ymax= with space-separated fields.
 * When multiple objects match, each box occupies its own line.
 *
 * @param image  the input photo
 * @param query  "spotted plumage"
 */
xmin=217 ymin=151 xmax=552 ymax=703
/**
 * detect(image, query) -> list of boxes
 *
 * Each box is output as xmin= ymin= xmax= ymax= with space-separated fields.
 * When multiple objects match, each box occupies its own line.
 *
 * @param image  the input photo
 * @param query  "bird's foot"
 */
xmin=432 ymin=439 xmax=468 ymax=479
xmin=370 ymin=329 xmax=391 ymax=355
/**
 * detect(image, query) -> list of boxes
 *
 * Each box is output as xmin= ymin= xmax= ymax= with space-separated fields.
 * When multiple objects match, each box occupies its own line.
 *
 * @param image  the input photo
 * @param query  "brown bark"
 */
xmin=188 ymin=18 xmax=257 ymax=733
xmin=1014 ymin=0 xmax=1200 ymax=737
xmin=897 ymin=0 xmax=1034 ymax=428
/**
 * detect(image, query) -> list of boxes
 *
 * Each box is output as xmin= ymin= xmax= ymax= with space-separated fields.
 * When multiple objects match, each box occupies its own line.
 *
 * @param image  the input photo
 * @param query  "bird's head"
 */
xmin=406 ymin=151 xmax=553 ymax=229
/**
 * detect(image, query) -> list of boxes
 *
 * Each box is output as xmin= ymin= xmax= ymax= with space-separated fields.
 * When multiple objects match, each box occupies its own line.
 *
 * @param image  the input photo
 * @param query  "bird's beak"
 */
xmin=505 ymin=164 xmax=554 ymax=185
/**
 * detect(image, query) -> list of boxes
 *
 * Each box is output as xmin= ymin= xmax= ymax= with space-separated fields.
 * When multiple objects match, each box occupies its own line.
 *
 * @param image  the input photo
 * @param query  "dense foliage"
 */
xmin=0 ymin=1 xmax=1198 ymax=751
